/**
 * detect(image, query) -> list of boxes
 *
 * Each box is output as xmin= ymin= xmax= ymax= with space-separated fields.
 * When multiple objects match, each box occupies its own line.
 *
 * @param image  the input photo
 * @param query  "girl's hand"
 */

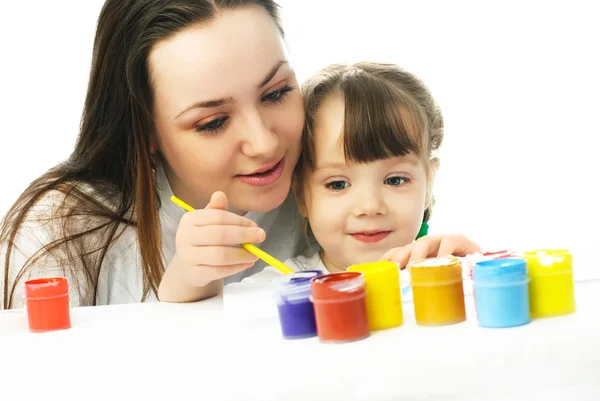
xmin=381 ymin=234 xmax=482 ymax=269
xmin=172 ymin=191 xmax=264 ymax=287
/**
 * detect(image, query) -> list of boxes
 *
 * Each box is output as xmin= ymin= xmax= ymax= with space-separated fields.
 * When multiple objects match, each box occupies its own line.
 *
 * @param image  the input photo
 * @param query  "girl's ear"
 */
xmin=292 ymin=176 xmax=308 ymax=217
xmin=425 ymin=157 xmax=440 ymax=209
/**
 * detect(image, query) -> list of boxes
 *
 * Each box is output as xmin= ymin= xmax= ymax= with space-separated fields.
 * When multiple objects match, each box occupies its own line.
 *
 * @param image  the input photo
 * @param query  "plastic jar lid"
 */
xmin=274 ymin=270 xmax=322 ymax=302
xmin=25 ymin=277 xmax=69 ymax=300
xmin=521 ymin=249 xmax=573 ymax=276
xmin=408 ymin=256 xmax=463 ymax=286
xmin=473 ymin=257 xmax=529 ymax=286
xmin=310 ymin=272 xmax=365 ymax=304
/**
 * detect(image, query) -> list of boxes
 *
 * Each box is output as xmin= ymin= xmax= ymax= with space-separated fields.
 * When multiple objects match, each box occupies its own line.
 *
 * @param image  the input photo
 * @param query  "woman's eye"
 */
xmin=385 ymin=176 xmax=410 ymax=186
xmin=326 ymin=181 xmax=350 ymax=191
xmin=195 ymin=116 xmax=228 ymax=133
xmin=262 ymin=85 xmax=294 ymax=104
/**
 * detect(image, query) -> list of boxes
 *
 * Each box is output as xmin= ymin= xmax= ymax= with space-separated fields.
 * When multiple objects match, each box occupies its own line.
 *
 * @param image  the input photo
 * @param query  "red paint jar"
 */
xmin=25 ymin=277 xmax=71 ymax=333
xmin=310 ymin=272 xmax=370 ymax=343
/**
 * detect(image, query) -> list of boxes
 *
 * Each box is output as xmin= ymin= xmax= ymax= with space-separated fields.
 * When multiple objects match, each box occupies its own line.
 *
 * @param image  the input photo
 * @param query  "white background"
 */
xmin=0 ymin=1 xmax=598 ymax=278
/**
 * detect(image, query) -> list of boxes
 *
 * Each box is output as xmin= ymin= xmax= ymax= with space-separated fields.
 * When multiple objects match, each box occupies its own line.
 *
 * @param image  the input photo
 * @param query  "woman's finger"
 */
xmin=185 ymin=225 xmax=266 ymax=246
xmin=182 ymin=208 xmax=257 ymax=228
xmin=187 ymin=263 xmax=255 ymax=286
xmin=180 ymin=245 xmax=259 ymax=266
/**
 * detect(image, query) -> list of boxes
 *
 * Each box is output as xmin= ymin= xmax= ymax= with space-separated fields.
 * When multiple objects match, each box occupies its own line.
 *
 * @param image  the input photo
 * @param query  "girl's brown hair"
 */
xmin=0 ymin=0 xmax=284 ymax=309
xmin=296 ymin=62 xmax=444 ymax=224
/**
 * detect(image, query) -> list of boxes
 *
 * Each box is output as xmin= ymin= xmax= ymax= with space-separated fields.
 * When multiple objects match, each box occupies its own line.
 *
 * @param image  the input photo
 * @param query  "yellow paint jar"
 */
xmin=521 ymin=249 xmax=575 ymax=318
xmin=347 ymin=261 xmax=403 ymax=330
xmin=408 ymin=256 xmax=466 ymax=326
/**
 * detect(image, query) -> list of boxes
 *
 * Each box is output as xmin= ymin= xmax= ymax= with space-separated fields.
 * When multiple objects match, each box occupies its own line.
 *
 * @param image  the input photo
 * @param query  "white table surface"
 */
xmin=1 ymin=279 xmax=599 ymax=401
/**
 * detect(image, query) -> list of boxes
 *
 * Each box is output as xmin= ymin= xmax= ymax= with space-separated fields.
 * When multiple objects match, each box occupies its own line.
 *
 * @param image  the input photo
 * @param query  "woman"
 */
xmin=1 ymin=0 xmax=480 ymax=309
xmin=1 ymin=0 xmax=309 ymax=308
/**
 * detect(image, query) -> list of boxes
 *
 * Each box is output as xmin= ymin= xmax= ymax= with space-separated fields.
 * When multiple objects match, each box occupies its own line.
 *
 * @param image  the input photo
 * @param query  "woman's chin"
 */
xmin=236 ymin=183 xmax=291 ymax=214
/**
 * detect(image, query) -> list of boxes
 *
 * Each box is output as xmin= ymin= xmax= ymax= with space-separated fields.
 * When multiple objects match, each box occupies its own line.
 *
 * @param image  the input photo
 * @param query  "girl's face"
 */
xmin=150 ymin=6 xmax=304 ymax=214
xmin=298 ymin=92 xmax=430 ymax=272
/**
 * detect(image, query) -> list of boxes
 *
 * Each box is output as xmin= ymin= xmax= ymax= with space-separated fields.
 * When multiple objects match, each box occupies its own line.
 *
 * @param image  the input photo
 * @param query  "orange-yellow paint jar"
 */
xmin=347 ymin=261 xmax=403 ymax=331
xmin=521 ymin=249 xmax=575 ymax=318
xmin=408 ymin=256 xmax=466 ymax=326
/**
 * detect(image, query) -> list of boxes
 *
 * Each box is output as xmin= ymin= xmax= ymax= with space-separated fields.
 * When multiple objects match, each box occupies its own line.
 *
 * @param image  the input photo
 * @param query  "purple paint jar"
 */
xmin=273 ymin=270 xmax=322 ymax=340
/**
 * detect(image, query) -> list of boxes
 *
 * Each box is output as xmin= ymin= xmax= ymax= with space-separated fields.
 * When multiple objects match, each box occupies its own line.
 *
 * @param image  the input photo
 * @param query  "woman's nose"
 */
xmin=240 ymin=110 xmax=278 ymax=158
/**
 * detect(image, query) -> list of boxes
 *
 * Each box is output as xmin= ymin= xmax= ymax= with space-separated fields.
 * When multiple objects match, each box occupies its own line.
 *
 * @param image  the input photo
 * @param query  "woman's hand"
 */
xmin=381 ymin=234 xmax=482 ymax=269
xmin=159 ymin=191 xmax=264 ymax=302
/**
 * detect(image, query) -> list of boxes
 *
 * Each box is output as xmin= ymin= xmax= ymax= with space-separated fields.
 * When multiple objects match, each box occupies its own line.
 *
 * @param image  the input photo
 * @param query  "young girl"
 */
xmin=239 ymin=61 xmax=481 ymax=284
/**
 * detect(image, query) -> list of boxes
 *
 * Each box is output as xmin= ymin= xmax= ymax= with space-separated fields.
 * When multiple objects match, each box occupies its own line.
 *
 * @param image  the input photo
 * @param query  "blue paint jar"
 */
xmin=473 ymin=258 xmax=530 ymax=328
xmin=273 ymin=270 xmax=322 ymax=339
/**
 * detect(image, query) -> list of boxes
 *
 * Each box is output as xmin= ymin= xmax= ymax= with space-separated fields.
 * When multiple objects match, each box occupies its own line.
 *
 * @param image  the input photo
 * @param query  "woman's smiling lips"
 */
xmin=236 ymin=157 xmax=285 ymax=187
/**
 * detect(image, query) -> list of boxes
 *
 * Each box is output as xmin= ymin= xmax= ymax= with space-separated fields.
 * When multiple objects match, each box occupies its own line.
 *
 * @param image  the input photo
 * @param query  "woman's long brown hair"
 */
xmin=1 ymin=0 xmax=284 ymax=309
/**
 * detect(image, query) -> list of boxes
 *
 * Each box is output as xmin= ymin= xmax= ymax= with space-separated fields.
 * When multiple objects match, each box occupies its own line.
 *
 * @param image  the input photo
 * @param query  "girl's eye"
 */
xmin=262 ymin=85 xmax=294 ymax=104
xmin=385 ymin=176 xmax=410 ymax=186
xmin=325 ymin=181 xmax=350 ymax=191
xmin=195 ymin=116 xmax=228 ymax=133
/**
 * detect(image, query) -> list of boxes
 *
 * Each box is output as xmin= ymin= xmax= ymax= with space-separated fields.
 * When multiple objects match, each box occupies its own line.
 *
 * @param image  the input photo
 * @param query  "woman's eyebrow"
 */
xmin=175 ymin=60 xmax=288 ymax=120
xmin=175 ymin=97 xmax=234 ymax=120
xmin=258 ymin=60 xmax=288 ymax=89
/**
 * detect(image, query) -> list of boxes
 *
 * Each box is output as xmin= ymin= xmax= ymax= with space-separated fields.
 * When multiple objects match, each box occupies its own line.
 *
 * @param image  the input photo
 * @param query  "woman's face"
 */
xmin=150 ymin=6 xmax=304 ymax=214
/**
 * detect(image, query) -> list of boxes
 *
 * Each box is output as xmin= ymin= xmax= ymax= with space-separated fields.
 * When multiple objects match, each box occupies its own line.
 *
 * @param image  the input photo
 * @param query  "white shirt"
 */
xmin=1 ymin=162 xmax=314 ymax=308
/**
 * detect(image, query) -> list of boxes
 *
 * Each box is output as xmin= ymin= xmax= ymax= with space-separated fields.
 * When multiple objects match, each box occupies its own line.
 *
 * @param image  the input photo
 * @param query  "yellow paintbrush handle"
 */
xmin=241 ymin=243 xmax=294 ymax=274
xmin=170 ymin=196 xmax=194 ymax=212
